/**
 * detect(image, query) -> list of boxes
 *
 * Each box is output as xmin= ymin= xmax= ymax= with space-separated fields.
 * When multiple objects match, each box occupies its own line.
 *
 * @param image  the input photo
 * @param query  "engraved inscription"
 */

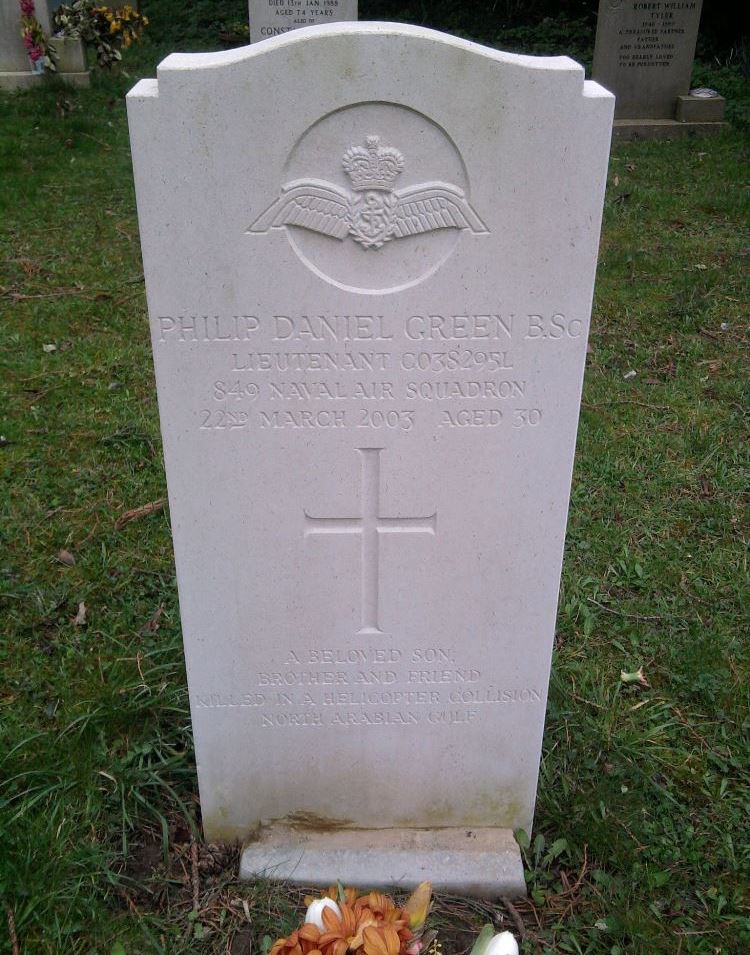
xmin=191 ymin=638 xmax=544 ymax=730
xmin=614 ymin=1 xmax=698 ymax=71
xmin=157 ymin=309 xmax=580 ymax=435
xmin=304 ymin=448 xmax=436 ymax=634
xmin=249 ymin=136 xmax=488 ymax=250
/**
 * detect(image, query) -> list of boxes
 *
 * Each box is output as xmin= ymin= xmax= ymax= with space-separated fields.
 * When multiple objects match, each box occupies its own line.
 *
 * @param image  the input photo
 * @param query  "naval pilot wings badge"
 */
xmin=248 ymin=135 xmax=488 ymax=250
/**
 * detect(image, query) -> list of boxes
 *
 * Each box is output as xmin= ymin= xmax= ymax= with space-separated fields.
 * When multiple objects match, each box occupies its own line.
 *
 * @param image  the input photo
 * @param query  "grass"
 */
xmin=1 ymin=19 xmax=749 ymax=955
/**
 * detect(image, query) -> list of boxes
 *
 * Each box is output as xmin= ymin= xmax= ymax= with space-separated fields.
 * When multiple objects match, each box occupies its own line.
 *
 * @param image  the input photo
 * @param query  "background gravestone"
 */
xmin=0 ymin=0 xmax=89 ymax=90
xmin=127 ymin=22 xmax=613 ymax=895
xmin=249 ymin=0 xmax=357 ymax=43
xmin=592 ymin=0 xmax=726 ymax=139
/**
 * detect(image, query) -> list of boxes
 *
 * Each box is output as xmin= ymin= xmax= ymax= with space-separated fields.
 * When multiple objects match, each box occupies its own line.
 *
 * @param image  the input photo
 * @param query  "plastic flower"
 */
xmin=273 ymin=885 xmax=420 ymax=955
xmin=270 ymin=925 xmax=322 ymax=955
xmin=362 ymin=926 xmax=401 ymax=955
xmin=316 ymin=900 xmax=364 ymax=955
xmin=483 ymin=933 xmax=518 ymax=955
xmin=470 ymin=927 xmax=519 ymax=955
xmin=306 ymin=898 xmax=343 ymax=932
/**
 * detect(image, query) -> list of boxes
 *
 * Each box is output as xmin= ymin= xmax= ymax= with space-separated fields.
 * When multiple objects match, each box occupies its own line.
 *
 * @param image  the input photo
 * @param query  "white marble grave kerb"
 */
xmin=127 ymin=23 xmax=613 ymax=895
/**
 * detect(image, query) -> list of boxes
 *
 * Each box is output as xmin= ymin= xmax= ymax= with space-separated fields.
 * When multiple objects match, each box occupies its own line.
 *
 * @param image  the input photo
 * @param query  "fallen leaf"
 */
xmin=72 ymin=601 xmax=87 ymax=626
xmin=19 ymin=258 xmax=41 ymax=276
xmin=115 ymin=498 xmax=166 ymax=530
xmin=141 ymin=605 xmax=164 ymax=634
xmin=56 ymin=548 xmax=76 ymax=566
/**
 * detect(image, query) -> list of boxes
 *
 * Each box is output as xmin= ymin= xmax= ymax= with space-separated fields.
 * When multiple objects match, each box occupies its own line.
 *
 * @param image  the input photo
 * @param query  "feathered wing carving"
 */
xmin=392 ymin=182 xmax=489 ymax=238
xmin=248 ymin=179 xmax=351 ymax=240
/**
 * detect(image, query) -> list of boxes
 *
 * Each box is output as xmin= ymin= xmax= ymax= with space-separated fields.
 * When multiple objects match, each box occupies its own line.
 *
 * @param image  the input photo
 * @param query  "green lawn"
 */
xmin=1 ymin=25 xmax=749 ymax=955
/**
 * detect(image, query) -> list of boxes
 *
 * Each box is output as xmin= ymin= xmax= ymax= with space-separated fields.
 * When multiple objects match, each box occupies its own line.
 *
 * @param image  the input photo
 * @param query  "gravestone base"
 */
xmin=675 ymin=94 xmax=726 ymax=124
xmin=612 ymin=118 xmax=728 ymax=141
xmin=0 ymin=37 xmax=90 ymax=91
xmin=0 ymin=68 xmax=90 ymax=90
xmin=239 ymin=825 xmax=526 ymax=897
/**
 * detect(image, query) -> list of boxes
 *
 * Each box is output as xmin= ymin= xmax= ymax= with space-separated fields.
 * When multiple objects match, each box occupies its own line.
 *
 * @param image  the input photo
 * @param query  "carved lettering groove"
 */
xmin=192 ymin=643 xmax=543 ymax=727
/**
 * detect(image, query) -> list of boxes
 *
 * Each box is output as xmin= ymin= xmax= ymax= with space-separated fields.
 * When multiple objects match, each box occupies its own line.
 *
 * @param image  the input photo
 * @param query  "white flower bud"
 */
xmin=304 ymin=897 xmax=342 ymax=931
xmin=484 ymin=932 xmax=519 ymax=955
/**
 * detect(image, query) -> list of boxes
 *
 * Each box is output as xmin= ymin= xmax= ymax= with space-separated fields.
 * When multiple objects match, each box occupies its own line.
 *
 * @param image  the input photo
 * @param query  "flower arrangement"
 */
xmin=19 ymin=0 xmax=57 ymax=71
xmin=53 ymin=1 xmax=148 ymax=70
xmin=270 ymin=883 xmax=435 ymax=955
xmin=269 ymin=885 xmax=520 ymax=955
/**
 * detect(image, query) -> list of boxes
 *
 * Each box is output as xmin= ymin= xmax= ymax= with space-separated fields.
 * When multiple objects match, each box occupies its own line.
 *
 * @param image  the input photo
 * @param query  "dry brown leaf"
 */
xmin=141 ymin=605 xmax=164 ymax=634
xmin=57 ymin=548 xmax=76 ymax=566
xmin=115 ymin=498 xmax=166 ymax=530
xmin=20 ymin=258 xmax=41 ymax=277
xmin=72 ymin=601 xmax=87 ymax=626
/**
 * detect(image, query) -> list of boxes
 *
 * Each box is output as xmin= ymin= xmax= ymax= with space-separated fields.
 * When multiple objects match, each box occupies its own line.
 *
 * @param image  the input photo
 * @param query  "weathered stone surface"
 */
xmin=1 ymin=0 xmax=34 ymax=72
xmin=240 ymin=825 xmax=526 ymax=897
xmin=249 ymin=0 xmax=357 ymax=43
xmin=127 ymin=23 xmax=612 ymax=891
xmin=592 ymin=0 xmax=703 ymax=120
xmin=0 ymin=0 xmax=89 ymax=91
xmin=675 ymin=92 xmax=726 ymax=123
xmin=612 ymin=117 xmax=727 ymax=140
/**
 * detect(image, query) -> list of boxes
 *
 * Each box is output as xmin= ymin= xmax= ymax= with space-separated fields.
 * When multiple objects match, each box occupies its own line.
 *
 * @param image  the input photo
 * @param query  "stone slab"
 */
xmin=54 ymin=36 xmax=87 ymax=75
xmin=249 ymin=0 xmax=357 ymax=43
xmin=592 ymin=0 xmax=703 ymax=120
xmin=127 ymin=24 xmax=613 ymax=855
xmin=0 ymin=69 xmax=90 ymax=90
xmin=675 ymin=93 xmax=726 ymax=123
xmin=612 ymin=118 xmax=728 ymax=140
xmin=0 ymin=0 xmax=89 ymax=89
xmin=240 ymin=825 xmax=526 ymax=897
xmin=0 ymin=0 xmax=57 ymax=70
xmin=1 ymin=0 xmax=33 ymax=72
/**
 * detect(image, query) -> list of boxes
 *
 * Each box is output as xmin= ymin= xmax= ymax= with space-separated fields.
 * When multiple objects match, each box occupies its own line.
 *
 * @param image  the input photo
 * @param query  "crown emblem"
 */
xmin=342 ymin=136 xmax=405 ymax=192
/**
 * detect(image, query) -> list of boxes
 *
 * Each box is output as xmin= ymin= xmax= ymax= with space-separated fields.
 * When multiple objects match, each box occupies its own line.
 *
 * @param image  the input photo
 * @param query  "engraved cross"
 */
xmin=304 ymin=448 xmax=436 ymax=635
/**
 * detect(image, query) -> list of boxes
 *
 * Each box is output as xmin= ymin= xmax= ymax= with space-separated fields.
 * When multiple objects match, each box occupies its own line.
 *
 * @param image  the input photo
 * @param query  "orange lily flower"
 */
xmin=362 ymin=926 xmax=402 ymax=955
xmin=270 ymin=924 xmax=322 ymax=955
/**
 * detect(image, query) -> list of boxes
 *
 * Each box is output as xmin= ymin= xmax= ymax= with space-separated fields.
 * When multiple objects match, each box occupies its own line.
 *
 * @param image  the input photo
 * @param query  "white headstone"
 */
xmin=249 ymin=0 xmax=357 ymax=44
xmin=127 ymin=23 xmax=613 ymax=895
